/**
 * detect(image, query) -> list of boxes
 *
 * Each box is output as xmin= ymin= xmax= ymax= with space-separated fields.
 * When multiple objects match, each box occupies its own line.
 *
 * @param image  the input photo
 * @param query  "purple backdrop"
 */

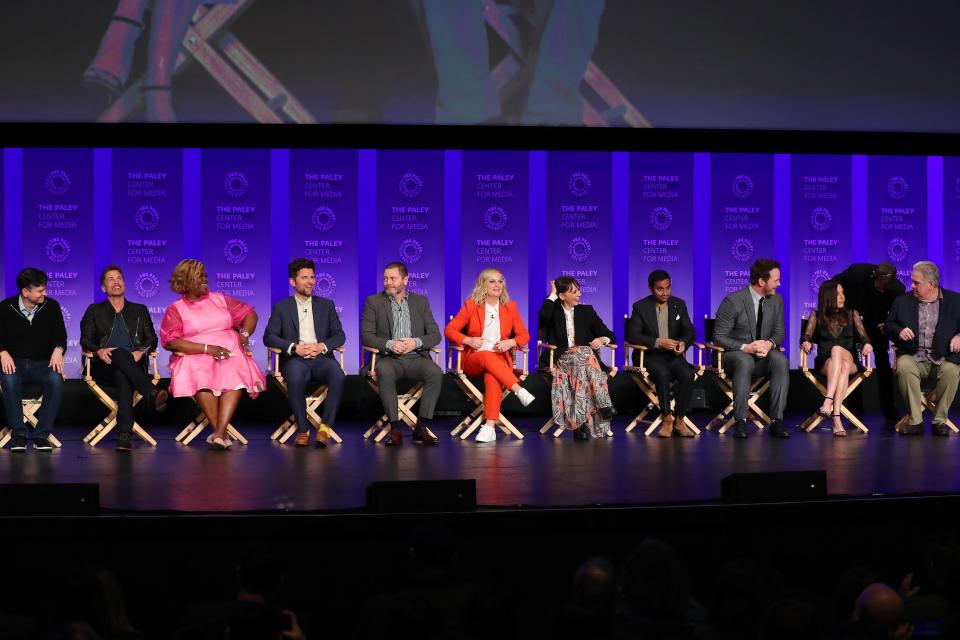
xmin=23 ymin=148 xmax=94 ymax=375
xmin=710 ymin=154 xmax=775 ymax=312
xmin=111 ymin=148 xmax=183 ymax=367
xmin=460 ymin=150 xmax=529 ymax=328
xmin=867 ymin=156 xmax=927 ymax=287
xmin=628 ymin=152 xmax=695 ymax=321
xmin=944 ymin=157 xmax=960 ymax=290
xmin=200 ymin=149 xmax=272 ymax=364
xmin=789 ymin=155 xmax=852 ymax=363
xmin=376 ymin=150 xmax=445 ymax=357
xmin=546 ymin=152 xmax=613 ymax=326
xmin=289 ymin=149 xmax=360 ymax=369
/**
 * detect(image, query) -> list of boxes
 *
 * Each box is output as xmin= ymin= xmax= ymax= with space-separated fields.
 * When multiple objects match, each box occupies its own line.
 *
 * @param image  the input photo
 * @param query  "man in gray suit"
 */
xmin=712 ymin=258 xmax=790 ymax=439
xmin=361 ymin=262 xmax=442 ymax=446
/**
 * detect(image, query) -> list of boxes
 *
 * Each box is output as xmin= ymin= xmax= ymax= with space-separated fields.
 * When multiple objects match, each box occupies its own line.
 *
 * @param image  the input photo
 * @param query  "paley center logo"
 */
xmin=568 ymin=172 xmax=591 ymax=197
xmin=312 ymin=206 xmax=336 ymax=231
xmin=483 ymin=206 xmax=508 ymax=232
xmin=45 ymin=170 xmax=71 ymax=196
xmin=224 ymin=171 xmax=249 ymax=198
xmin=399 ymin=238 xmax=423 ymax=264
xmin=567 ymin=236 xmax=592 ymax=262
xmin=135 ymin=205 xmax=160 ymax=231
xmin=45 ymin=237 xmax=71 ymax=263
xmin=399 ymin=172 xmax=423 ymax=198
xmin=135 ymin=272 xmax=161 ymax=299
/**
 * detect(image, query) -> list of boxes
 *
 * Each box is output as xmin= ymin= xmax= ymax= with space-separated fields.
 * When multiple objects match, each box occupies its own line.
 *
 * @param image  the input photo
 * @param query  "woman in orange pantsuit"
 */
xmin=445 ymin=269 xmax=536 ymax=442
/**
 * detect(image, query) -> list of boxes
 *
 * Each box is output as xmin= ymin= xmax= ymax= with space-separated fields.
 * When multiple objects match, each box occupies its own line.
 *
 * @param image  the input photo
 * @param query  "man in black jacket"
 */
xmin=0 ymin=268 xmax=68 ymax=451
xmin=626 ymin=269 xmax=697 ymax=437
xmin=80 ymin=265 xmax=167 ymax=451
xmin=884 ymin=261 xmax=960 ymax=436
xmin=834 ymin=262 xmax=906 ymax=424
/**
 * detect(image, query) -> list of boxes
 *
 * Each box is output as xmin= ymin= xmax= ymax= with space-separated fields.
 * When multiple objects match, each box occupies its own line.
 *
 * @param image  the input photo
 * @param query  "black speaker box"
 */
xmin=721 ymin=470 xmax=827 ymax=503
xmin=0 ymin=483 xmax=99 ymax=516
xmin=366 ymin=479 xmax=477 ymax=513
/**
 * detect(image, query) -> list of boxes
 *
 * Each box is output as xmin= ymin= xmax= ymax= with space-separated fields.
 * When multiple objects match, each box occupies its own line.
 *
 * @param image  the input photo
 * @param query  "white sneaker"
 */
xmin=475 ymin=424 xmax=497 ymax=443
xmin=514 ymin=387 xmax=535 ymax=407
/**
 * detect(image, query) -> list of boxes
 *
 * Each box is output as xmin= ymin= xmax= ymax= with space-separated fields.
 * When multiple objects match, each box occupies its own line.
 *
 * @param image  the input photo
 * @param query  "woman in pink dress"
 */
xmin=160 ymin=259 xmax=266 ymax=449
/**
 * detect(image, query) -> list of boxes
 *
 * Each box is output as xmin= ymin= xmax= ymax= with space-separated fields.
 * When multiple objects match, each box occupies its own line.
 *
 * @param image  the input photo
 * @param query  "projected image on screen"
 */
xmin=1 ymin=1 xmax=959 ymax=130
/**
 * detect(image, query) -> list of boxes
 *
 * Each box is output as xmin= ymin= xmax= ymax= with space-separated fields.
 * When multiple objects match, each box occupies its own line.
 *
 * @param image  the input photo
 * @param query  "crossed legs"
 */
xmin=819 ymin=346 xmax=858 ymax=436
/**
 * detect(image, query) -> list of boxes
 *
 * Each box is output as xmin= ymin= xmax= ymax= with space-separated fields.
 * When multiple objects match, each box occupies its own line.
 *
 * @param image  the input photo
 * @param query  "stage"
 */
xmin=2 ymin=413 xmax=957 ymax=513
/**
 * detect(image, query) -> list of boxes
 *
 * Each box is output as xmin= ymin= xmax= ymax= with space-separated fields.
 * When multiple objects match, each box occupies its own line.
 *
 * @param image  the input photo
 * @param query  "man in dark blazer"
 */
xmin=626 ymin=269 xmax=696 ymax=437
xmin=884 ymin=261 xmax=960 ymax=436
xmin=712 ymin=258 xmax=790 ymax=439
xmin=361 ymin=261 xmax=442 ymax=446
xmin=263 ymin=259 xmax=346 ymax=447
xmin=834 ymin=262 xmax=905 ymax=424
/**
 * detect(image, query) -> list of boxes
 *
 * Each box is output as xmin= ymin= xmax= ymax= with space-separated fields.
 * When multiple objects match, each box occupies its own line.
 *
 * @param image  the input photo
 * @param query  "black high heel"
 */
xmin=816 ymin=397 xmax=833 ymax=419
xmin=832 ymin=413 xmax=847 ymax=437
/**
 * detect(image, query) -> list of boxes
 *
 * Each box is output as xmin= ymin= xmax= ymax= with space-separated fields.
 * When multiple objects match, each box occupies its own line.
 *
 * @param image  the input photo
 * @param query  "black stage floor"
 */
xmin=2 ymin=412 xmax=959 ymax=513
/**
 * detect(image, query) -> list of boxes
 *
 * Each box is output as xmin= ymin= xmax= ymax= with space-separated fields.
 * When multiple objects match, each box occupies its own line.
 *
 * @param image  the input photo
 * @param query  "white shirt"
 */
xmin=296 ymin=296 xmax=318 ymax=344
xmin=562 ymin=304 xmax=576 ymax=346
xmin=478 ymin=303 xmax=501 ymax=352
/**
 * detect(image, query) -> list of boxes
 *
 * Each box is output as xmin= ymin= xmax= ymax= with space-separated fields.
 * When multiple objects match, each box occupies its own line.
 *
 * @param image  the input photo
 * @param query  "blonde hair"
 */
xmin=470 ymin=268 xmax=510 ymax=306
xmin=169 ymin=259 xmax=207 ymax=295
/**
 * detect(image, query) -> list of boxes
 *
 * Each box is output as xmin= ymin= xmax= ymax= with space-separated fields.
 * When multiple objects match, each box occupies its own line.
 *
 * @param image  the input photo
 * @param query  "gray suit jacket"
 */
xmin=361 ymin=291 xmax=441 ymax=357
xmin=713 ymin=287 xmax=785 ymax=352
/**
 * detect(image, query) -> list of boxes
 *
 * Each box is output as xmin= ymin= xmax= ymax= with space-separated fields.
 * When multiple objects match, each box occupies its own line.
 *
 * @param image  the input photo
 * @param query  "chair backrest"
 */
xmin=704 ymin=316 xmax=715 ymax=343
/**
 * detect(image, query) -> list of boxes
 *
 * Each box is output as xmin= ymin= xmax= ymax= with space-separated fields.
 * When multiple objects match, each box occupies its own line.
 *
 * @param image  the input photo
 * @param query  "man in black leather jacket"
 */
xmin=80 ymin=265 xmax=167 ymax=451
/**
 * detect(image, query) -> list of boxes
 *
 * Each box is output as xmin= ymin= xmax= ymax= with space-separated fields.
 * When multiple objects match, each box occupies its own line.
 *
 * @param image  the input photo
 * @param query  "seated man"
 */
xmin=712 ymin=258 xmax=790 ymax=439
xmin=263 ymin=258 xmax=346 ymax=447
xmin=0 ymin=268 xmax=68 ymax=451
xmin=80 ymin=265 xmax=167 ymax=451
xmin=885 ymin=260 xmax=960 ymax=436
xmin=626 ymin=269 xmax=696 ymax=437
xmin=361 ymin=262 xmax=442 ymax=446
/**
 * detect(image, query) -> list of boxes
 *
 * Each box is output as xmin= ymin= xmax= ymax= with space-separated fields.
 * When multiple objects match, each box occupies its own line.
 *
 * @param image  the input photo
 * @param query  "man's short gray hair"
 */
xmin=912 ymin=261 xmax=940 ymax=287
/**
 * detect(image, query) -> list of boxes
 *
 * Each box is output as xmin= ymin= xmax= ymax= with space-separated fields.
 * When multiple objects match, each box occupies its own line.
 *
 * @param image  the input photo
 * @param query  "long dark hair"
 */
xmin=817 ymin=280 xmax=851 ymax=333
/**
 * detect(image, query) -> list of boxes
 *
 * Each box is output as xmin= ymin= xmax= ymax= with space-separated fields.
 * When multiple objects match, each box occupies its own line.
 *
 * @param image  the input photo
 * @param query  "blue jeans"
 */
xmin=0 ymin=358 xmax=65 ymax=439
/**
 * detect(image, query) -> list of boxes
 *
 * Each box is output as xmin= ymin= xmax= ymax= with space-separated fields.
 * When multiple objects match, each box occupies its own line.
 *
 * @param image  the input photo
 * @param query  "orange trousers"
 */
xmin=462 ymin=350 xmax=520 ymax=421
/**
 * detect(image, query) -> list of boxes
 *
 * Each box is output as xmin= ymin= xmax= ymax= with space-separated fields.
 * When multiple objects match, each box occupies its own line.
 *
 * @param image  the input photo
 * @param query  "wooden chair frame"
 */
xmin=446 ymin=344 xmax=529 ymax=441
xmin=99 ymin=0 xmax=316 ymax=124
xmin=267 ymin=346 xmax=345 ymax=445
xmin=537 ymin=340 xmax=618 ymax=438
xmin=695 ymin=317 xmax=781 ymax=434
xmin=0 ymin=377 xmax=66 ymax=449
xmin=798 ymin=318 xmax=873 ymax=433
xmin=622 ymin=340 xmax=700 ymax=437
xmin=81 ymin=351 xmax=160 ymax=447
xmin=361 ymin=346 xmax=441 ymax=443
xmin=891 ymin=347 xmax=960 ymax=433
xmin=172 ymin=350 xmax=253 ymax=446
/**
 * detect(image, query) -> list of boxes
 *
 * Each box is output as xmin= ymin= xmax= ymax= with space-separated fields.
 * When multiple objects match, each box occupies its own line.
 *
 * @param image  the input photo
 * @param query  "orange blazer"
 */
xmin=445 ymin=299 xmax=530 ymax=368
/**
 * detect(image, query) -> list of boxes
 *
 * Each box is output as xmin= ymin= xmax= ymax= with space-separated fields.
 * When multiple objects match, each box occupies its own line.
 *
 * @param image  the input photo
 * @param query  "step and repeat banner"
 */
xmin=1 ymin=149 xmax=955 ymax=373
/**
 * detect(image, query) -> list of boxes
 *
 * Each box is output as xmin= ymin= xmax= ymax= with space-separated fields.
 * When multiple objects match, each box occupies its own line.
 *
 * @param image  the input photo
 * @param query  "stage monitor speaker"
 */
xmin=366 ymin=479 xmax=476 ymax=513
xmin=721 ymin=470 xmax=827 ymax=504
xmin=0 ymin=483 xmax=99 ymax=516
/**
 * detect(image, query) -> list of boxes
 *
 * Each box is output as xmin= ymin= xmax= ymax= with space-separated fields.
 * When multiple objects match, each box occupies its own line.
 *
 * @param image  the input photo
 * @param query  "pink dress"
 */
xmin=159 ymin=292 xmax=266 ymax=398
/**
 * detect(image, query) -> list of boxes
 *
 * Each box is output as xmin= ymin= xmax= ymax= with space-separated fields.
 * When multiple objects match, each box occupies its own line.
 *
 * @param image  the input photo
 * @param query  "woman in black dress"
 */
xmin=800 ymin=280 xmax=874 ymax=436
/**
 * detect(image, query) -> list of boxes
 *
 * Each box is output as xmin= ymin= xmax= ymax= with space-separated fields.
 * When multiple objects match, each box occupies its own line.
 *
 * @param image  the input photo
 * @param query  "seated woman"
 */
xmin=539 ymin=277 xmax=616 ymax=439
xmin=800 ymin=280 xmax=874 ymax=437
xmin=160 ymin=259 xmax=266 ymax=449
xmin=445 ymin=268 xmax=535 ymax=443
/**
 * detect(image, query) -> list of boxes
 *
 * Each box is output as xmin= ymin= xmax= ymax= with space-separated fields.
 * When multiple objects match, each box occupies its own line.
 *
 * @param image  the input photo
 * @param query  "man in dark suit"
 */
xmin=361 ymin=262 xmax=442 ymax=446
xmin=884 ymin=261 xmax=960 ymax=436
xmin=834 ymin=262 xmax=905 ymax=424
xmin=713 ymin=258 xmax=790 ymax=439
xmin=626 ymin=269 xmax=696 ymax=437
xmin=263 ymin=259 xmax=346 ymax=447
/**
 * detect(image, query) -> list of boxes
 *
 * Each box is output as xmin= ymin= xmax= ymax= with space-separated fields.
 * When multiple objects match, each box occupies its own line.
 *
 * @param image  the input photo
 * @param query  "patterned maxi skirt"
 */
xmin=552 ymin=346 xmax=613 ymax=437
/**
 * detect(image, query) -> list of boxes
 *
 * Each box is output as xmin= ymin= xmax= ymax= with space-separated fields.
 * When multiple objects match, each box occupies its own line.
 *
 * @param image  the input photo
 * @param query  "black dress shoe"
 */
xmin=574 ymin=425 xmax=590 ymax=440
xmin=412 ymin=426 xmax=439 ymax=445
xmin=899 ymin=423 xmax=922 ymax=436
xmin=599 ymin=406 xmax=617 ymax=421
xmin=769 ymin=419 xmax=791 ymax=439
xmin=932 ymin=423 xmax=950 ymax=437
xmin=732 ymin=419 xmax=748 ymax=439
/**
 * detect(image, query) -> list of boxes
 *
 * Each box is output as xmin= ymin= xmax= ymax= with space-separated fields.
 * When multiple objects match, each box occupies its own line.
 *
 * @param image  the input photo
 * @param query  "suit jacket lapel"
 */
xmin=743 ymin=291 xmax=757 ymax=340
xmin=642 ymin=299 xmax=658 ymax=339
xmin=287 ymin=297 xmax=300 ymax=342
xmin=499 ymin=303 xmax=510 ymax=339
xmin=311 ymin=296 xmax=323 ymax=341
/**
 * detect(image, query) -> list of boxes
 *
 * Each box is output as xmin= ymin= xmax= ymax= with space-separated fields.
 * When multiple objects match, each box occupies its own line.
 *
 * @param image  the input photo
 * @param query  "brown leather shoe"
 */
xmin=315 ymin=428 xmax=329 ymax=448
xmin=412 ymin=425 xmax=439 ymax=445
xmin=294 ymin=431 xmax=310 ymax=447
xmin=674 ymin=417 xmax=695 ymax=438
xmin=384 ymin=429 xmax=403 ymax=446
xmin=658 ymin=414 xmax=675 ymax=438
xmin=152 ymin=389 xmax=169 ymax=413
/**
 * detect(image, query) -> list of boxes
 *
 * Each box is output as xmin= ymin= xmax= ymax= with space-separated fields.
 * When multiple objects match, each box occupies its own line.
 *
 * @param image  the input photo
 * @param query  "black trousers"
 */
xmin=644 ymin=351 xmax=695 ymax=417
xmin=91 ymin=349 xmax=155 ymax=434
xmin=867 ymin=330 xmax=897 ymax=419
